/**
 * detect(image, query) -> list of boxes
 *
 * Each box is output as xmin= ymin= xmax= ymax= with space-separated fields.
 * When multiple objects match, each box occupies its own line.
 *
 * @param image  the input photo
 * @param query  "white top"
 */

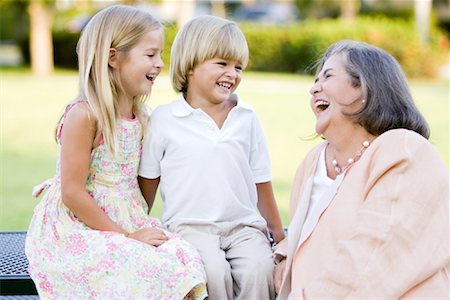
xmin=299 ymin=146 xmax=342 ymax=245
xmin=138 ymin=95 xmax=271 ymax=226
xmin=308 ymin=147 xmax=334 ymax=216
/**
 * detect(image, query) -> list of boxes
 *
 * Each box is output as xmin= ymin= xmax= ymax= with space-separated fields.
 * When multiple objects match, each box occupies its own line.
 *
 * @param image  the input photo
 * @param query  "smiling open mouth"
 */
xmin=315 ymin=100 xmax=330 ymax=112
xmin=218 ymin=82 xmax=231 ymax=89
xmin=146 ymin=74 xmax=156 ymax=81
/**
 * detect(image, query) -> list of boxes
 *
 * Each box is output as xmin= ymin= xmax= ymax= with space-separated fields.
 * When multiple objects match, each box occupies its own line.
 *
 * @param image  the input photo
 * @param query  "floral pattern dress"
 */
xmin=25 ymin=101 xmax=207 ymax=300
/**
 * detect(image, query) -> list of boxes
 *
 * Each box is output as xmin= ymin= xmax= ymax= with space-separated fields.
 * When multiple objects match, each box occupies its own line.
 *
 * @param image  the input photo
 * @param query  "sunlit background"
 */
xmin=1 ymin=0 xmax=449 ymax=230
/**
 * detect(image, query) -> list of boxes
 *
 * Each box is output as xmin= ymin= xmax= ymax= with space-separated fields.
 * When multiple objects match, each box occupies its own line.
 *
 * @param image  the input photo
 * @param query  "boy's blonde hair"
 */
xmin=170 ymin=15 xmax=249 ymax=94
xmin=75 ymin=5 xmax=162 ymax=155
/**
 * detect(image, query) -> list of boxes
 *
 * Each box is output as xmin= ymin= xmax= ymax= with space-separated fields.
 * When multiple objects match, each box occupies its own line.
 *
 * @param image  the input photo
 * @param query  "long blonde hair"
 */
xmin=75 ymin=5 xmax=162 ymax=155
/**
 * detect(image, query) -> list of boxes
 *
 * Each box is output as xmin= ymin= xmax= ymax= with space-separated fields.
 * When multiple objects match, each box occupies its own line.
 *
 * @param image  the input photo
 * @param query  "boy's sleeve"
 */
xmin=250 ymin=113 xmax=272 ymax=183
xmin=138 ymin=116 xmax=164 ymax=179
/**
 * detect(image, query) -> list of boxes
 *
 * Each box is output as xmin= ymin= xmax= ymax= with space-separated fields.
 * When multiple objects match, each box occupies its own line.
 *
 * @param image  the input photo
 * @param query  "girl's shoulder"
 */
xmin=65 ymin=98 xmax=88 ymax=110
xmin=63 ymin=100 xmax=94 ymax=126
xmin=56 ymin=99 xmax=96 ymax=142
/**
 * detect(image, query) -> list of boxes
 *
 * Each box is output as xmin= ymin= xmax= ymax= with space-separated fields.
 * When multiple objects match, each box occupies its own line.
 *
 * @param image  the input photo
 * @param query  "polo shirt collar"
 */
xmin=171 ymin=93 xmax=252 ymax=117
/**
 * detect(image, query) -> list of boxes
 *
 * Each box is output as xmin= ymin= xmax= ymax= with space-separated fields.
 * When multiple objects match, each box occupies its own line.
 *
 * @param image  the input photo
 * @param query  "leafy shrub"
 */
xmin=20 ymin=16 xmax=448 ymax=79
xmin=53 ymin=31 xmax=79 ymax=69
xmin=240 ymin=16 xmax=448 ymax=78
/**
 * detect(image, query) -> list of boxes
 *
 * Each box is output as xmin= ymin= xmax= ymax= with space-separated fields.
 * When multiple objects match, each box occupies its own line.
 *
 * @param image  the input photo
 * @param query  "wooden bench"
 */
xmin=0 ymin=231 xmax=38 ymax=298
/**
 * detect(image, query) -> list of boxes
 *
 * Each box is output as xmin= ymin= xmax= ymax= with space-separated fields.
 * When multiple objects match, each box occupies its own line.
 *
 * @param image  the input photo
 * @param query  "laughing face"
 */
xmin=309 ymin=53 xmax=363 ymax=137
xmin=113 ymin=29 xmax=164 ymax=101
xmin=186 ymin=58 xmax=243 ymax=108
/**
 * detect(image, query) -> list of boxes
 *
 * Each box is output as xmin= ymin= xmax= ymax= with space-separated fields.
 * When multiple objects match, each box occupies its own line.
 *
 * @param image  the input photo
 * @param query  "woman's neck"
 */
xmin=324 ymin=126 xmax=374 ymax=178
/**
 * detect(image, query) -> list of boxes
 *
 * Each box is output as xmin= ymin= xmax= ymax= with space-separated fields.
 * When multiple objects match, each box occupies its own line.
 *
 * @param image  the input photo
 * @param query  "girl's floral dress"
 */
xmin=25 ymin=101 xmax=207 ymax=300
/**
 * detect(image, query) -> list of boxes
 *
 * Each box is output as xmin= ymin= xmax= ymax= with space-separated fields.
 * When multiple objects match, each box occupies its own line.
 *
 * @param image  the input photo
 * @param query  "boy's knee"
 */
xmin=204 ymin=258 xmax=232 ymax=281
xmin=203 ymin=260 xmax=233 ymax=299
xmin=239 ymin=256 xmax=274 ymax=280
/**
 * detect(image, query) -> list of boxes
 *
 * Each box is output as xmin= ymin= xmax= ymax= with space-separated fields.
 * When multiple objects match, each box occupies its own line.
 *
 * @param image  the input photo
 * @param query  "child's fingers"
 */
xmin=147 ymin=238 xmax=167 ymax=246
xmin=144 ymin=233 xmax=169 ymax=246
xmin=147 ymin=228 xmax=169 ymax=239
xmin=126 ymin=227 xmax=169 ymax=246
xmin=149 ymin=232 xmax=169 ymax=242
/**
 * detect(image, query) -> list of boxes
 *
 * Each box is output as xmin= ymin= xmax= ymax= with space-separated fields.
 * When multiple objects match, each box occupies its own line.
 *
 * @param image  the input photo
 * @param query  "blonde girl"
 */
xmin=25 ymin=5 xmax=207 ymax=299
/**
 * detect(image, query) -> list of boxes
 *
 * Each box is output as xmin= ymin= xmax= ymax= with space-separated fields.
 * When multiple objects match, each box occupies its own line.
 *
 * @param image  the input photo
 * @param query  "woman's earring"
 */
xmin=362 ymin=99 xmax=366 ymax=104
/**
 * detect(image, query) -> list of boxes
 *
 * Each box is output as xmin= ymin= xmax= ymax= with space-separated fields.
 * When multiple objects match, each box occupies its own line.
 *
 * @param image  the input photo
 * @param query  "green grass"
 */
xmin=1 ymin=69 xmax=448 ymax=230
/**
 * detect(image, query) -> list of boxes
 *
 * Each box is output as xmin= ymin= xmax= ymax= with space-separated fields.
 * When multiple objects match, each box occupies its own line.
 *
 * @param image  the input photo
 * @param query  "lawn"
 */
xmin=1 ymin=69 xmax=448 ymax=230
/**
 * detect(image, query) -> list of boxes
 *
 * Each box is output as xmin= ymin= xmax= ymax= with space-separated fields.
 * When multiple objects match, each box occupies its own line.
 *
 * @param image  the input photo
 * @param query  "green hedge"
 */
xmin=162 ymin=16 xmax=449 ymax=79
xmin=23 ymin=16 xmax=447 ymax=79
xmin=238 ymin=16 xmax=448 ymax=78
xmin=19 ymin=31 xmax=80 ymax=70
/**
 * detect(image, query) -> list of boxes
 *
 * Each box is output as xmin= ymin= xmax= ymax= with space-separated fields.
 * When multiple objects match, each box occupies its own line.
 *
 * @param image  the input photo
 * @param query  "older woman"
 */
xmin=274 ymin=40 xmax=449 ymax=299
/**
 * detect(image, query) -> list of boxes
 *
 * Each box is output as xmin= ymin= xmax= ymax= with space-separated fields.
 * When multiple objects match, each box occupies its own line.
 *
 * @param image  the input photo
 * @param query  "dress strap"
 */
xmin=56 ymin=99 xmax=88 ymax=142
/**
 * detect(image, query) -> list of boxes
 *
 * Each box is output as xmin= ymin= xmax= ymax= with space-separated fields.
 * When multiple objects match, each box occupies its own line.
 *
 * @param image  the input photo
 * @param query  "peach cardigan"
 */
xmin=276 ymin=129 xmax=449 ymax=299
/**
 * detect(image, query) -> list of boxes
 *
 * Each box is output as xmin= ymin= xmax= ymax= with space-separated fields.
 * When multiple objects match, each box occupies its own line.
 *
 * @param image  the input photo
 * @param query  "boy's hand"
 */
xmin=270 ymin=228 xmax=286 ymax=244
xmin=127 ymin=227 xmax=168 ymax=246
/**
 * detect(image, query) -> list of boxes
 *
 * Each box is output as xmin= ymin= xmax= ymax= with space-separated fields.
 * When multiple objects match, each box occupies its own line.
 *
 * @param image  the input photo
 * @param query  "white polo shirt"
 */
xmin=139 ymin=95 xmax=271 ymax=227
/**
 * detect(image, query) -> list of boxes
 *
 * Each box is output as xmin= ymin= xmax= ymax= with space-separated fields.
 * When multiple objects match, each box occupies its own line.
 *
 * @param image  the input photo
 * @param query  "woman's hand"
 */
xmin=274 ymin=259 xmax=286 ymax=294
xmin=127 ymin=227 xmax=169 ymax=246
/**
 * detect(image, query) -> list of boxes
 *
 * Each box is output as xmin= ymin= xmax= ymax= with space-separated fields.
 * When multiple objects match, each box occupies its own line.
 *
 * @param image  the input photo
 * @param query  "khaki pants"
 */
xmin=167 ymin=221 xmax=275 ymax=300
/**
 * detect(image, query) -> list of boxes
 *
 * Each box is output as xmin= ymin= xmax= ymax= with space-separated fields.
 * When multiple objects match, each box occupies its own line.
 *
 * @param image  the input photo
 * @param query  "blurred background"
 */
xmin=1 ymin=0 xmax=449 ymax=230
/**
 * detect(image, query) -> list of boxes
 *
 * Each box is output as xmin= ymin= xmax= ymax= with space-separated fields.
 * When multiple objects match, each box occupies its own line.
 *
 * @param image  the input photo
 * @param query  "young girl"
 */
xmin=138 ymin=15 xmax=285 ymax=300
xmin=25 ymin=5 xmax=207 ymax=299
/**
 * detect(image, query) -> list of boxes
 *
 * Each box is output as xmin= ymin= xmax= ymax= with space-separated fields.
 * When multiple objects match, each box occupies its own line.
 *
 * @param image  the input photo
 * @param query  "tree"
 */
xmin=340 ymin=0 xmax=360 ymax=22
xmin=414 ymin=0 xmax=432 ymax=43
xmin=294 ymin=0 xmax=341 ymax=19
xmin=176 ymin=0 xmax=196 ymax=28
xmin=28 ymin=0 xmax=54 ymax=76
xmin=211 ymin=0 xmax=226 ymax=18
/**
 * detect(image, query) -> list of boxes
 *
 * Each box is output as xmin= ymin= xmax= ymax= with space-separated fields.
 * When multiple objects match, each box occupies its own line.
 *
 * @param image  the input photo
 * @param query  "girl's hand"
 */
xmin=127 ymin=227 xmax=168 ymax=246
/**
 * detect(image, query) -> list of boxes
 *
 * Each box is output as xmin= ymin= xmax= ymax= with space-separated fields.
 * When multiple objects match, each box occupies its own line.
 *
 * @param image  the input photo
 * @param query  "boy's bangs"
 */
xmin=209 ymin=29 xmax=248 ymax=66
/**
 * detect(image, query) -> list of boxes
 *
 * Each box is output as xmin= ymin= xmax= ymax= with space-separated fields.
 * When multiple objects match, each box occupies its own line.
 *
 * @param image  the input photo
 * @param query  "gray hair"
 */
xmin=315 ymin=40 xmax=429 ymax=139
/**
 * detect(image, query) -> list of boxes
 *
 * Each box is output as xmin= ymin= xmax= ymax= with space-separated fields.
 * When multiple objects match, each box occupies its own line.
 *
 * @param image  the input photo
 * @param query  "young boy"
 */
xmin=138 ymin=15 xmax=285 ymax=300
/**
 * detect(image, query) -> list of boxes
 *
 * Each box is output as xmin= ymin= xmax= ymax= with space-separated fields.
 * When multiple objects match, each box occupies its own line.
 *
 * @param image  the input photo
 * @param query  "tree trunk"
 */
xmin=28 ymin=1 xmax=54 ymax=76
xmin=211 ymin=0 xmax=226 ymax=18
xmin=241 ymin=0 xmax=256 ymax=6
xmin=177 ymin=0 xmax=196 ymax=28
xmin=340 ymin=0 xmax=360 ymax=22
xmin=415 ymin=0 xmax=432 ymax=44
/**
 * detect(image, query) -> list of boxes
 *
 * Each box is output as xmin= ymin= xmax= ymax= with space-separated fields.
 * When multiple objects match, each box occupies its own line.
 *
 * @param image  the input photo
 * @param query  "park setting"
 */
xmin=1 ymin=0 xmax=449 ymax=231
xmin=0 ymin=0 xmax=449 ymax=298
xmin=2 ymin=68 xmax=449 ymax=230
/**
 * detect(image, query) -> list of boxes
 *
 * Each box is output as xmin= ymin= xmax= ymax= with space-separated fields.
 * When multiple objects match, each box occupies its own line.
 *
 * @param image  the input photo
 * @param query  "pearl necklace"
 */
xmin=332 ymin=140 xmax=370 ymax=175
